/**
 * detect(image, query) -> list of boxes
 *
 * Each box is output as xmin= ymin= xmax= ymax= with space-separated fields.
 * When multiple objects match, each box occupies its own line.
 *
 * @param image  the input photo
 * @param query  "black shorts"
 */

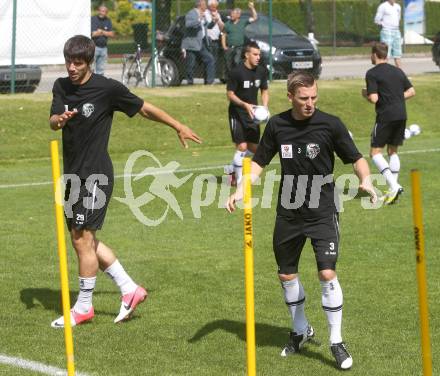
xmin=229 ymin=109 xmax=260 ymax=144
xmin=273 ymin=214 xmax=340 ymax=274
xmin=64 ymin=177 xmax=113 ymax=231
xmin=371 ymin=119 xmax=406 ymax=148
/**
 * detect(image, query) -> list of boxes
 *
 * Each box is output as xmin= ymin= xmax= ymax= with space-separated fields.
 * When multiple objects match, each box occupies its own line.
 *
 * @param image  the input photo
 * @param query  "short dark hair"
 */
xmin=287 ymin=71 xmax=316 ymax=94
xmin=372 ymin=42 xmax=388 ymax=60
xmin=242 ymin=41 xmax=260 ymax=59
xmin=63 ymin=35 xmax=95 ymax=65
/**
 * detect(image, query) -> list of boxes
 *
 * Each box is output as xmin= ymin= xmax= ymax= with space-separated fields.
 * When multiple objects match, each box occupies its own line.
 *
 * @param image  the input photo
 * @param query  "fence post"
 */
xmin=151 ymin=0 xmax=157 ymax=87
xmin=332 ymin=0 xmax=336 ymax=56
xmin=268 ymin=0 xmax=273 ymax=81
xmin=11 ymin=0 xmax=17 ymax=94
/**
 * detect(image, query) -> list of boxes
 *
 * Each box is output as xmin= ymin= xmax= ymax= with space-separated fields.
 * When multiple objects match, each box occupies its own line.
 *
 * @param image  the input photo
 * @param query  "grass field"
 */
xmin=0 ymin=76 xmax=439 ymax=375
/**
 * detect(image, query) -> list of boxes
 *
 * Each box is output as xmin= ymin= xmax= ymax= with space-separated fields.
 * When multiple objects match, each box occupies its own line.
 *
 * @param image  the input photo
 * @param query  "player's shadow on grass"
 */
xmin=188 ymin=319 xmax=334 ymax=368
xmin=19 ymin=288 xmax=117 ymax=317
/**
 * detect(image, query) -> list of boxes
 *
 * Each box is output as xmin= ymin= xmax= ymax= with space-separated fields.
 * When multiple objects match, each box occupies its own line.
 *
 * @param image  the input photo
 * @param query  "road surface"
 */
xmin=36 ymin=55 xmax=438 ymax=93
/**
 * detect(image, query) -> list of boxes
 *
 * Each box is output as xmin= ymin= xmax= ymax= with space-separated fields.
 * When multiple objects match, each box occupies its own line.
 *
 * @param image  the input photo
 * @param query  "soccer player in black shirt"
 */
xmin=362 ymin=42 xmax=415 ymax=205
xmin=49 ymin=35 xmax=201 ymax=328
xmin=227 ymin=71 xmax=377 ymax=370
xmin=225 ymin=41 xmax=269 ymax=186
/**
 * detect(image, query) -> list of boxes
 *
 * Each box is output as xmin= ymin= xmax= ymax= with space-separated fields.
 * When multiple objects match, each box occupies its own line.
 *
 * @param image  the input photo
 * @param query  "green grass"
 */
xmin=0 ymin=77 xmax=439 ymax=375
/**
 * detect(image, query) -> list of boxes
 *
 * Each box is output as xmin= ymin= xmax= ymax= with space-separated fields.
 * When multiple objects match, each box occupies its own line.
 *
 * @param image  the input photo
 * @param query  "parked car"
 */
xmin=432 ymin=31 xmax=440 ymax=68
xmin=161 ymin=13 xmax=322 ymax=85
xmin=0 ymin=65 xmax=42 ymax=93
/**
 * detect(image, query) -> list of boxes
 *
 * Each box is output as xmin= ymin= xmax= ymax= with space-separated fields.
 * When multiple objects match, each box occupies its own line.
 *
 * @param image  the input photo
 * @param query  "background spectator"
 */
xmin=374 ymin=0 xmax=402 ymax=69
xmin=91 ymin=5 xmax=115 ymax=75
xmin=181 ymin=0 xmax=215 ymax=85
xmin=221 ymin=2 xmax=257 ymax=80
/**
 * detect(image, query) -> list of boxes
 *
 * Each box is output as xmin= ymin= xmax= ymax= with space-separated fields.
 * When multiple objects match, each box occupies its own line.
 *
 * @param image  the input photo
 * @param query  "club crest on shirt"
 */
xmin=281 ymin=144 xmax=293 ymax=158
xmin=82 ymin=103 xmax=95 ymax=118
xmin=306 ymin=143 xmax=320 ymax=159
xmin=255 ymin=79 xmax=261 ymax=88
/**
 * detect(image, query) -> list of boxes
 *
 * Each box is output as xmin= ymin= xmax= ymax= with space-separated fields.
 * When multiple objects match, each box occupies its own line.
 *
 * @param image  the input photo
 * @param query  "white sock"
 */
xmin=233 ymin=150 xmax=246 ymax=185
xmin=281 ymin=278 xmax=309 ymax=334
xmin=104 ymin=260 xmax=137 ymax=296
xmin=321 ymin=277 xmax=343 ymax=344
xmin=372 ymin=154 xmax=400 ymax=191
xmin=389 ymin=154 xmax=400 ymax=182
xmin=73 ymin=276 xmax=96 ymax=314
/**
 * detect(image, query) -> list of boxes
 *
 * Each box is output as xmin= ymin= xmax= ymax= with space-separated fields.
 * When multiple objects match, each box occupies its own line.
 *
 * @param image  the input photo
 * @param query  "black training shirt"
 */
xmin=50 ymin=74 xmax=144 ymax=180
xmin=365 ymin=63 xmax=412 ymax=123
xmin=253 ymin=109 xmax=362 ymax=219
xmin=227 ymin=62 xmax=268 ymax=114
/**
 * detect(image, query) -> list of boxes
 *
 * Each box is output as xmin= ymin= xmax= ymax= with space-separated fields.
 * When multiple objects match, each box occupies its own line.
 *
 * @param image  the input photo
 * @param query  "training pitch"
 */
xmin=0 ymin=78 xmax=438 ymax=375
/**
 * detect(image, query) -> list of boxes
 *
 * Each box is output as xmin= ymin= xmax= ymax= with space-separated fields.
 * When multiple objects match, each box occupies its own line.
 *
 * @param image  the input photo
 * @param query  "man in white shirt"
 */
xmin=374 ymin=0 xmax=402 ymax=68
xmin=205 ymin=0 xmax=224 ymax=78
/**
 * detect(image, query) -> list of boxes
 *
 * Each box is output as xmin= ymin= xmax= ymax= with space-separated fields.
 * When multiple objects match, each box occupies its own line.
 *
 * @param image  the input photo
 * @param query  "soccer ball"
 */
xmin=409 ymin=124 xmax=421 ymax=136
xmin=253 ymin=106 xmax=270 ymax=122
xmin=404 ymin=128 xmax=412 ymax=140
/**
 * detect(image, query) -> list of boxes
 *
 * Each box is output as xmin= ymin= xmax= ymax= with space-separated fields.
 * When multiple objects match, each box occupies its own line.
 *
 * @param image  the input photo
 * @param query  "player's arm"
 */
xmin=248 ymin=2 xmax=258 ymax=22
xmin=138 ymin=101 xmax=202 ymax=148
xmin=226 ymin=161 xmax=263 ymax=212
xmin=227 ymin=90 xmax=254 ymax=119
xmin=49 ymin=110 xmax=78 ymax=131
xmin=363 ymin=72 xmax=378 ymax=103
xmin=352 ymin=157 xmax=377 ymax=203
xmin=260 ymin=88 xmax=269 ymax=108
xmin=366 ymin=92 xmax=378 ymax=104
xmin=404 ymin=86 xmax=415 ymax=100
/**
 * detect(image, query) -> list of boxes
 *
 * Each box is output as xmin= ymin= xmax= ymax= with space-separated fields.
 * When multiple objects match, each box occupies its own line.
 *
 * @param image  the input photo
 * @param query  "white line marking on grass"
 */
xmin=0 ymin=165 xmax=226 ymax=189
xmin=0 ymin=353 xmax=90 ymax=376
xmin=1 ymin=147 xmax=439 ymax=190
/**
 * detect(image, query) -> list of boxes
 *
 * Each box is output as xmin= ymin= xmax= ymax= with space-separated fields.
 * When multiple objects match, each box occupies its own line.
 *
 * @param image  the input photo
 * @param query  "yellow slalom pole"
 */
xmin=243 ymin=157 xmax=256 ymax=376
xmin=411 ymin=170 xmax=432 ymax=376
xmin=50 ymin=140 xmax=75 ymax=376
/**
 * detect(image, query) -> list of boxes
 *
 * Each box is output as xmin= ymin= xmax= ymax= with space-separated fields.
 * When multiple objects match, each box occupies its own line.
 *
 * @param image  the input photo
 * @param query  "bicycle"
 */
xmin=121 ymin=33 xmax=179 ymax=88
xmin=144 ymin=32 xmax=179 ymax=87
xmin=121 ymin=44 xmax=144 ymax=87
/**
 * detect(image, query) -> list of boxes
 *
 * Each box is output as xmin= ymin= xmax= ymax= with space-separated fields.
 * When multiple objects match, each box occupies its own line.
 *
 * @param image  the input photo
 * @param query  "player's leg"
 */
xmin=97 ymin=240 xmax=148 ymax=323
xmin=273 ymin=215 xmax=314 ymax=356
xmin=309 ymin=214 xmax=352 ymax=370
xmin=370 ymin=121 xmax=401 ymax=201
xmin=51 ymin=227 xmax=98 ymax=328
xmin=233 ymin=142 xmax=247 ymax=185
xmin=226 ymin=111 xmax=247 ymax=185
xmin=387 ymin=119 xmax=405 ymax=185
xmin=52 ymin=181 xmax=101 ymax=328
xmin=237 ymin=119 xmax=261 ymax=182
xmin=388 ymin=144 xmax=400 ymax=182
